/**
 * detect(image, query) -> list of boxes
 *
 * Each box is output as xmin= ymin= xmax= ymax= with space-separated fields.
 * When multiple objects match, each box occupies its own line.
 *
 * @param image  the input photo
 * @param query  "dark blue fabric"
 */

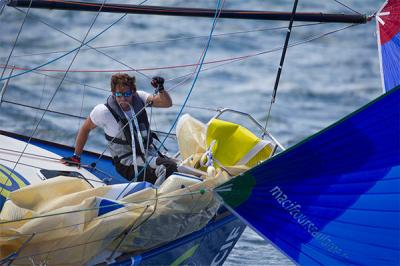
xmin=125 ymin=181 xmax=154 ymax=196
xmin=98 ymin=198 xmax=124 ymax=216
xmin=225 ymin=87 xmax=400 ymax=265
xmin=382 ymin=32 xmax=400 ymax=92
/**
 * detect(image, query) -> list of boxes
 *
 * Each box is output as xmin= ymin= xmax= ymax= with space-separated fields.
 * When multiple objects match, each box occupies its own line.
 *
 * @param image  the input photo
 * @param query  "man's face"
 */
xmin=114 ymin=85 xmax=134 ymax=111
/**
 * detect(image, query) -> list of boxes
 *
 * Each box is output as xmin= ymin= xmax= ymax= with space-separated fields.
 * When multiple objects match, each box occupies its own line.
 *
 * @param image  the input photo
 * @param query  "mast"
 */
xmin=7 ymin=0 xmax=368 ymax=24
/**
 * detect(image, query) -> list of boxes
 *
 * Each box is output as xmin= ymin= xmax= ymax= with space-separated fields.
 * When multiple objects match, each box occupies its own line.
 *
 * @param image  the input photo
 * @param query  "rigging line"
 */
xmin=0 ymin=188 xmax=210 ymax=225
xmin=4 ymin=188 xmax=214 ymax=238
xmin=8 ymin=22 xmax=324 ymax=59
xmin=1 ymin=1 xmax=111 ymax=199
xmin=0 ymin=65 xmax=109 ymax=91
xmin=78 ymin=84 xmax=86 ymax=130
xmin=0 ymin=147 xmax=61 ymax=162
xmin=3 ymin=25 xmax=355 ymax=186
xmin=107 ymin=204 xmax=151 ymax=261
xmin=0 ymin=12 xmax=129 ymax=82
xmin=263 ymin=0 xmax=298 ymax=134
xmin=4 ymin=188 xmax=207 ymax=238
xmin=173 ymin=103 xmax=219 ymax=112
xmin=86 ymin=66 xmax=189 ymax=181
xmin=331 ymin=0 xmax=362 ymax=15
xmin=116 ymin=0 xmax=224 ymax=200
xmin=6 ymin=201 xmax=152 ymax=236
xmin=1 ymin=24 xmax=357 ymax=128
xmin=12 ymin=6 xmax=152 ymax=81
xmin=0 ymin=143 xmax=116 ymax=184
xmin=1 ymin=99 xmax=88 ymax=119
xmin=2 ymin=233 xmax=36 ymax=266
xmin=86 ymin=2 xmax=207 ymax=175
xmin=12 ymin=192 xmax=200 ymax=263
xmin=167 ymin=23 xmax=358 ymax=85
xmin=143 ymin=105 xmax=153 ymax=182
xmin=0 ymin=156 xmax=105 ymax=183
xmin=1 ymin=22 xmax=355 ymax=75
xmin=30 ymin=75 xmax=47 ymax=133
xmin=0 ymin=0 xmax=32 ymax=80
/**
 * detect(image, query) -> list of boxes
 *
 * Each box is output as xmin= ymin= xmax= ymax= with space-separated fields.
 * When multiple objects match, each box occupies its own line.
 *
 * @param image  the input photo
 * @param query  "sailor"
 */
xmin=61 ymin=73 xmax=177 ymax=184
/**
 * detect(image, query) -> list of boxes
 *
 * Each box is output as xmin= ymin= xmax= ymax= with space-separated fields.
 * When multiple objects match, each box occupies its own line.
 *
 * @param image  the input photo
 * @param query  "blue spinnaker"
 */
xmin=216 ymin=86 xmax=400 ymax=265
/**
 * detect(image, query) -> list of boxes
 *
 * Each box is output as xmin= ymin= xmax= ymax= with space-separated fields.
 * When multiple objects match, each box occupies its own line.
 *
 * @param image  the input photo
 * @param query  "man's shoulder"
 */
xmin=91 ymin=103 xmax=109 ymax=114
xmin=137 ymin=90 xmax=150 ymax=103
xmin=90 ymin=104 xmax=113 ymax=124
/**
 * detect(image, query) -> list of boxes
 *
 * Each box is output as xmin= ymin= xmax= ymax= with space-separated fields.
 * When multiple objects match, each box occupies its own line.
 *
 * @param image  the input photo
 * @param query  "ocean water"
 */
xmin=0 ymin=0 xmax=384 ymax=265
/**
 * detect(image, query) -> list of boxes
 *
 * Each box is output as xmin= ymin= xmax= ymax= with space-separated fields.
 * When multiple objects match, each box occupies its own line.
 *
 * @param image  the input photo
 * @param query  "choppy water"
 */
xmin=0 ymin=0 xmax=383 ymax=265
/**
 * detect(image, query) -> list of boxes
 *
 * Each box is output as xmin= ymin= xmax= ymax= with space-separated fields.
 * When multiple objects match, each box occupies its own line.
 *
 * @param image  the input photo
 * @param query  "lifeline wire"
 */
xmin=0 ymin=23 xmax=357 ymax=100
xmin=1 ymin=0 xmax=152 ymax=192
xmin=0 ymin=23 xmax=347 ymax=75
xmin=86 ymin=0 xmax=225 ymax=178
xmin=11 ymin=6 xmax=152 ymax=80
xmin=116 ymin=0 xmax=224 ymax=200
xmin=0 ymin=11 xmax=129 ymax=82
xmin=331 ymin=0 xmax=362 ymax=15
xmin=11 ymin=23 xmax=357 ymax=183
xmin=1 ymin=6 xmax=359 ymax=189
xmin=8 ymin=22 xmax=323 ymax=59
xmin=0 ymin=0 xmax=32 ymax=80
xmin=0 ymin=23 xmax=358 ymax=179
xmin=0 ymin=187 xmax=209 ymax=225
xmin=0 ymin=0 xmax=111 ymax=199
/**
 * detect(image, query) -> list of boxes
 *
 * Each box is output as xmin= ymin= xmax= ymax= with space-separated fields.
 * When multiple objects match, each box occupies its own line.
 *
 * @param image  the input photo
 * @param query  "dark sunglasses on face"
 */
xmin=114 ymin=91 xmax=133 ymax=97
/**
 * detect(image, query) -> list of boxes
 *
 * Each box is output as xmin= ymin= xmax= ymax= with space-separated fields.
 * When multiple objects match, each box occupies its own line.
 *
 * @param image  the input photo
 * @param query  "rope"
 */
xmin=116 ymin=0 xmax=224 ymax=200
xmin=11 ymin=6 xmax=152 ymax=80
xmin=0 ymin=0 xmax=112 ymax=198
xmin=0 ymin=0 xmax=153 ymax=192
xmin=14 ymin=23 xmax=356 ymax=184
xmin=0 ymin=0 xmax=32 ymax=80
xmin=172 ymin=104 xmax=219 ymax=112
xmin=1 ymin=24 xmax=358 ymax=180
xmin=0 ymin=156 xmax=106 ymax=183
xmin=0 ymin=12 xmax=129 ymax=82
xmin=8 ymin=22 xmax=323 ymax=59
xmin=0 ymin=188 xmax=209 ymax=225
xmin=331 ymin=0 xmax=362 ymax=15
xmin=167 ymin=23 xmax=359 ymax=83
xmin=0 ymin=22 xmax=351 ymax=75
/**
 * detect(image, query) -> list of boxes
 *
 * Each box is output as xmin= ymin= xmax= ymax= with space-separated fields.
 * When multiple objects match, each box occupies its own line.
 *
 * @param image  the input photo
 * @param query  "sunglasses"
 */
xmin=114 ymin=91 xmax=133 ymax=97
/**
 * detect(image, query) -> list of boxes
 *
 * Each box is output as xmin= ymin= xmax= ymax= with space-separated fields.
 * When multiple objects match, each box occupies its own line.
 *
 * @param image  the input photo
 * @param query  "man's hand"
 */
xmin=151 ymin=76 xmax=165 ymax=92
xmin=61 ymin=154 xmax=81 ymax=168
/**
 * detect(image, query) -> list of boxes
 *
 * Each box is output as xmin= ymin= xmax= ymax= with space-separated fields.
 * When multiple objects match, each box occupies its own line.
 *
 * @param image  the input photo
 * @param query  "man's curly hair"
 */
xmin=111 ymin=73 xmax=136 ymax=93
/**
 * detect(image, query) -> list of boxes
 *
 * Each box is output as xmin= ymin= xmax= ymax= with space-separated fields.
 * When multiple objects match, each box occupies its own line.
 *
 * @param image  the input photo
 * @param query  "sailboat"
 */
xmin=0 ymin=0 xmax=399 ymax=265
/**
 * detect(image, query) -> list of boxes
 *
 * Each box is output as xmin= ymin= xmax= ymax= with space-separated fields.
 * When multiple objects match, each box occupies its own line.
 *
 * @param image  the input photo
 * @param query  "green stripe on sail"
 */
xmin=216 ymin=172 xmax=256 ymax=208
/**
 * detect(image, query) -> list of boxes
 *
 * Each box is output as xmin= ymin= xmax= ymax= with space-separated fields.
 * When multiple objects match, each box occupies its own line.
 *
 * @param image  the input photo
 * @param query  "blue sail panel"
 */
xmin=217 ymin=86 xmax=400 ymax=265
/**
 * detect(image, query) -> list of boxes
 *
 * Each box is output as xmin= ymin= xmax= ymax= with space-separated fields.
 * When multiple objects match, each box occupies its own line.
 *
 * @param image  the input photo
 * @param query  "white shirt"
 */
xmin=90 ymin=90 xmax=157 ymax=167
xmin=90 ymin=90 xmax=150 ymax=137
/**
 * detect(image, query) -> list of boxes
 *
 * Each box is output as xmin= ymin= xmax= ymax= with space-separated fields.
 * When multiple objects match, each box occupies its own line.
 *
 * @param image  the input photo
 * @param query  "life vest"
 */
xmin=104 ymin=94 xmax=153 ymax=168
